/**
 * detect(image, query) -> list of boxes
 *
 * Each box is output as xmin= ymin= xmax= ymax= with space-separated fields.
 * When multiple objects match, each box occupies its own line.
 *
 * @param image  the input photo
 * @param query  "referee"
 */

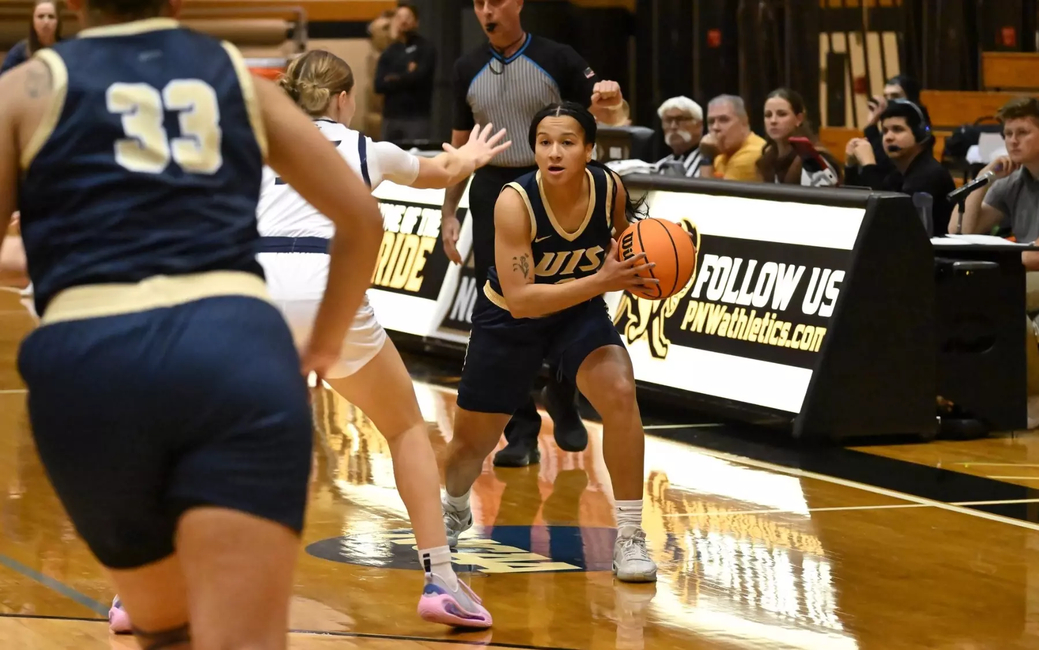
xmin=441 ymin=0 xmax=629 ymax=467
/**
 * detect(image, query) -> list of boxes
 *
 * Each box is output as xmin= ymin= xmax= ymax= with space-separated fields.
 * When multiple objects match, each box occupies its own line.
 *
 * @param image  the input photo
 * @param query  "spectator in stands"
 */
xmin=375 ymin=3 xmax=437 ymax=144
xmin=364 ymin=9 xmax=397 ymax=136
xmin=756 ymin=88 xmax=841 ymax=186
xmin=845 ymin=99 xmax=954 ymax=235
xmin=951 ymin=97 xmax=1039 ymax=244
xmin=1 ymin=0 xmax=62 ymax=75
xmin=863 ymin=75 xmax=933 ymax=176
xmin=699 ymin=95 xmax=765 ymax=181
xmin=655 ymin=96 xmax=704 ymax=178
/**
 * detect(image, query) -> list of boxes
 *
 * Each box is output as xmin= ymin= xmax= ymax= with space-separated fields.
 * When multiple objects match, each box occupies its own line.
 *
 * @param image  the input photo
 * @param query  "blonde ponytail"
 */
xmin=279 ymin=50 xmax=355 ymax=117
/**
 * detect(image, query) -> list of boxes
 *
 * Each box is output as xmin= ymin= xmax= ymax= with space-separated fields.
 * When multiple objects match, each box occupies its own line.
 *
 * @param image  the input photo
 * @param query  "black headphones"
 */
xmin=886 ymin=99 xmax=932 ymax=144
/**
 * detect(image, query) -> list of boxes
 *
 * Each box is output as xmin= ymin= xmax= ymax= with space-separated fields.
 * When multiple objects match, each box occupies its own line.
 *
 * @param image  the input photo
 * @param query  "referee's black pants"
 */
xmin=469 ymin=165 xmax=579 ymax=450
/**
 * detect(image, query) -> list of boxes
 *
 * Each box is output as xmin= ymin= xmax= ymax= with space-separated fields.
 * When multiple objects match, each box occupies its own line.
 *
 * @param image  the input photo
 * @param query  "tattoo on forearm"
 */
xmin=25 ymin=67 xmax=48 ymax=99
xmin=513 ymin=254 xmax=530 ymax=279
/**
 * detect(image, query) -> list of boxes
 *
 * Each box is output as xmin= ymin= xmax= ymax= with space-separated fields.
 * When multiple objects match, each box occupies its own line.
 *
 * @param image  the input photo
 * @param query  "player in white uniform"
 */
xmin=259 ymin=50 xmax=508 ymax=628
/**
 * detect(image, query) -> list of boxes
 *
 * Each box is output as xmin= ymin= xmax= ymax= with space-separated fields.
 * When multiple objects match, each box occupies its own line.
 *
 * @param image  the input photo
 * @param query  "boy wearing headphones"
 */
xmin=845 ymin=99 xmax=955 ymax=236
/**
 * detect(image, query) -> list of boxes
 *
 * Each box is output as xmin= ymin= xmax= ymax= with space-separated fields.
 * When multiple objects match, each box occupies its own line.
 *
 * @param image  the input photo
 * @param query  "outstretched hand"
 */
xmin=445 ymin=123 xmax=511 ymax=169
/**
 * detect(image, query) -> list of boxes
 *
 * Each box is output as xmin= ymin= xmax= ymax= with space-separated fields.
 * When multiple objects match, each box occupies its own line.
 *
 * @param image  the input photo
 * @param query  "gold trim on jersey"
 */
xmin=77 ymin=17 xmax=179 ymax=38
xmin=40 ymin=271 xmax=271 ymax=326
xmin=222 ymin=41 xmax=269 ymax=160
xmin=20 ymin=50 xmax=68 ymax=171
xmin=604 ymin=170 xmax=615 ymax=235
xmin=483 ymin=282 xmax=510 ymax=312
xmin=502 ymin=182 xmax=537 ymax=242
xmin=537 ymin=168 xmax=596 ymax=242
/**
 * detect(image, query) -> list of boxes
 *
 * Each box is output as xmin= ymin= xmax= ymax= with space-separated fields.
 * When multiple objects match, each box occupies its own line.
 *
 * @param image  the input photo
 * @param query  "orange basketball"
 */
xmin=617 ymin=218 xmax=697 ymax=300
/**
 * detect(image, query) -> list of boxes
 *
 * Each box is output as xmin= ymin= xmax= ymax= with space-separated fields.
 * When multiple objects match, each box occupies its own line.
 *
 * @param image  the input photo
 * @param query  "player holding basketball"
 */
xmin=442 ymin=101 xmax=659 ymax=583
xmin=443 ymin=0 xmax=631 ymax=467
xmin=0 ymin=1 xmax=384 ymax=648
xmin=256 ymin=50 xmax=504 ymax=628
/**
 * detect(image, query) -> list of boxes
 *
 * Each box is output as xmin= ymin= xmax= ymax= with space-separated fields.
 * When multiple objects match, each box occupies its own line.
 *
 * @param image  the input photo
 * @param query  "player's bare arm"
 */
xmin=256 ymin=76 xmax=383 ymax=378
xmin=494 ymin=186 xmax=655 ymax=319
xmin=0 ymin=59 xmax=54 ymax=254
xmin=411 ymin=123 xmax=511 ymax=190
xmin=440 ymin=128 xmax=473 ymax=265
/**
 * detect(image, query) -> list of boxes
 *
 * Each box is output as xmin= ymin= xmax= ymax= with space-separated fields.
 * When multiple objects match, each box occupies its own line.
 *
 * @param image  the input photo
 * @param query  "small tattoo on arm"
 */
xmin=513 ymin=254 xmax=530 ymax=279
xmin=25 ymin=66 xmax=49 ymax=99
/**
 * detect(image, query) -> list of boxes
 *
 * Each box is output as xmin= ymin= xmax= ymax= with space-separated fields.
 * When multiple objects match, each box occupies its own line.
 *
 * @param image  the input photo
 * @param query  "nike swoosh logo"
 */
xmin=535 ymin=236 xmax=552 ymax=243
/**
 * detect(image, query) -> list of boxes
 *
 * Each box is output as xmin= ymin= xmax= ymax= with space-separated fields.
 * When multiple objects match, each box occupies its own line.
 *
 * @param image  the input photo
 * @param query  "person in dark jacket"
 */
xmin=845 ymin=99 xmax=955 ymax=236
xmin=374 ymin=3 xmax=436 ymax=144
xmin=862 ymin=75 xmax=932 ymax=177
xmin=1 ymin=0 xmax=62 ymax=75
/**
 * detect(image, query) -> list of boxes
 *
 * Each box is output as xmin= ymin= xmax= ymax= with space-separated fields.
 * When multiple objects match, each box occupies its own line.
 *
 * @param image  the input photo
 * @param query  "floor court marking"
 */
xmin=290 ymin=629 xmax=567 ymax=650
xmin=0 ymin=553 xmax=108 ymax=616
xmin=410 ymin=381 xmax=1039 ymax=531
xmin=0 ymin=613 xmax=104 ymax=622
xmin=987 ymin=476 xmax=1039 ymax=481
xmin=664 ymin=503 xmax=929 ymax=517
xmin=958 ymin=463 xmax=1039 ymax=467
xmin=644 ymin=423 xmax=723 ymax=430
xmin=692 ymin=447 xmax=1039 ymax=532
xmin=663 ymin=498 xmax=1039 ymax=518
xmin=0 ymin=389 xmax=27 ymax=395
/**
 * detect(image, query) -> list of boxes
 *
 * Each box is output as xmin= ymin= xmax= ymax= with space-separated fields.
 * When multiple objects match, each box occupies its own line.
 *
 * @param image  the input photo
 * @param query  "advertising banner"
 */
xmin=614 ymin=191 xmax=865 ymax=414
xmin=371 ymin=181 xmax=867 ymax=415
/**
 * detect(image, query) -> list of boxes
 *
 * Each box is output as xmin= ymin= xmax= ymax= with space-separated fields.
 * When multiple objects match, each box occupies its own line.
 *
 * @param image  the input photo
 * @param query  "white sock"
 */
xmin=615 ymin=500 xmax=643 ymax=532
xmin=444 ymin=488 xmax=471 ymax=512
xmin=419 ymin=546 xmax=458 ymax=590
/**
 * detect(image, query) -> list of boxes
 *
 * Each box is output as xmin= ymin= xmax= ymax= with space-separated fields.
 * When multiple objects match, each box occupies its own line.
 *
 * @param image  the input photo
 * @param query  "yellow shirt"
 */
xmin=713 ymin=132 xmax=766 ymax=181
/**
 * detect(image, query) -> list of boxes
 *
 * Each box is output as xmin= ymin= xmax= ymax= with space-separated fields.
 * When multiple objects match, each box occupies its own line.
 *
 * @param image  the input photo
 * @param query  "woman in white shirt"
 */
xmin=256 ymin=50 xmax=508 ymax=629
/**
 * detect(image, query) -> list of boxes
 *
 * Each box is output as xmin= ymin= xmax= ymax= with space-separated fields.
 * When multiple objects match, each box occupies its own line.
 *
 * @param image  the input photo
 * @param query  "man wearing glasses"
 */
xmin=655 ymin=96 xmax=704 ymax=178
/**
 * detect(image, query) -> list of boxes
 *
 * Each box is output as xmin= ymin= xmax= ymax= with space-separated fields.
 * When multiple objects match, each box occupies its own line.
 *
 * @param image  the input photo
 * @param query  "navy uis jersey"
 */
xmin=484 ymin=164 xmax=617 ymax=314
xmin=18 ymin=19 xmax=267 ymax=314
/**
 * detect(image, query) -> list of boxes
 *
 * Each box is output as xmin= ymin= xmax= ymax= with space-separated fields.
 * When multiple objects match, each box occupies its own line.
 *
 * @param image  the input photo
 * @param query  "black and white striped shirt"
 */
xmin=656 ymin=147 xmax=703 ymax=178
xmin=453 ymin=34 xmax=601 ymax=168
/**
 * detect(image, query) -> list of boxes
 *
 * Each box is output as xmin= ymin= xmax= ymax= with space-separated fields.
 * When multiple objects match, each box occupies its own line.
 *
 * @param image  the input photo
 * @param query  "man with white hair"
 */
xmin=656 ymin=96 xmax=704 ymax=177
xmin=700 ymin=94 xmax=765 ymax=181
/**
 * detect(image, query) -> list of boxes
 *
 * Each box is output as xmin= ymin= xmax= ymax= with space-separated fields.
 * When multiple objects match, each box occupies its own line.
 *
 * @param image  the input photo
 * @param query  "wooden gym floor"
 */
xmin=4 ymin=285 xmax=1039 ymax=649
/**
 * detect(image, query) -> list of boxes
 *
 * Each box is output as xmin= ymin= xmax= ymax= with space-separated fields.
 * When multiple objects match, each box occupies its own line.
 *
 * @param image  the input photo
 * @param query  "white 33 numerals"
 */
xmin=106 ymin=79 xmax=223 ymax=175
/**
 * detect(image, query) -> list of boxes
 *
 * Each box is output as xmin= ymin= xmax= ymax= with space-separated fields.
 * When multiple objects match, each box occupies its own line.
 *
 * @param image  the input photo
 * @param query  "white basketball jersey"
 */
xmin=256 ymin=119 xmax=382 ymax=239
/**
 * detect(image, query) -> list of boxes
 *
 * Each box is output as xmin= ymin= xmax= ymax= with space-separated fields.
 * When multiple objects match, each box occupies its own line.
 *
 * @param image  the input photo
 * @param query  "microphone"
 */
xmin=946 ymin=166 xmax=1002 ymax=205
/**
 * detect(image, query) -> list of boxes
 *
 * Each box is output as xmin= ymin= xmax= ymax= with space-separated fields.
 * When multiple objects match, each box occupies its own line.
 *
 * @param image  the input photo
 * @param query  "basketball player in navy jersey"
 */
xmin=0 ymin=0 xmax=384 ymax=647
xmin=443 ymin=0 xmax=630 ymax=467
xmin=442 ymin=102 xmax=659 ymax=583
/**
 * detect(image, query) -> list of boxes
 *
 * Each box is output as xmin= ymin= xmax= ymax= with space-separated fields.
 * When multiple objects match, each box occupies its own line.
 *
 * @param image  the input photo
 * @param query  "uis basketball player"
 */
xmin=442 ymin=0 xmax=631 ymax=468
xmin=442 ymin=102 xmax=659 ymax=583
xmin=255 ymin=50 xmax=506 ymax=628
xmin=0 ymin=0 xmax=385 ymax=647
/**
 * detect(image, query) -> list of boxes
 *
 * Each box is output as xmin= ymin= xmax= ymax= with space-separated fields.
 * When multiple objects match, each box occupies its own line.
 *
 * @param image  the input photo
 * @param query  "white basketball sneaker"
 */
xmin=443 ymin=496 xmax=473 ymax=548
xmin=613 ymin=526 xmax=658 ymax=583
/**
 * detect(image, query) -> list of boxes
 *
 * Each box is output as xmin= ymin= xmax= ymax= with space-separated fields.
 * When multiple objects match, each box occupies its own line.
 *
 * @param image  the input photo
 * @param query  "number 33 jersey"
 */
xmin=18 ymin=19 xmax=266 ymax=314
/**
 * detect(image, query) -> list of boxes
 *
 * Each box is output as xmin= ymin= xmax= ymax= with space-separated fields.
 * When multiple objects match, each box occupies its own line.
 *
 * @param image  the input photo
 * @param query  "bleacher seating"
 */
xmin=982 ymin=52 xmax=1039 ymax=92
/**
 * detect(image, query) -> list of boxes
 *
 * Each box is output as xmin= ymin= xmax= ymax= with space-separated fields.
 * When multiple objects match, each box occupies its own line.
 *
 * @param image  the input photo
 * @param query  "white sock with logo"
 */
xmin=615 ymin=500 xmax=643 ymax=533
xmin=419 ymin=545 xmax=458 ymax=590
xmin=444 ymin=488 xmax=471 ymax=512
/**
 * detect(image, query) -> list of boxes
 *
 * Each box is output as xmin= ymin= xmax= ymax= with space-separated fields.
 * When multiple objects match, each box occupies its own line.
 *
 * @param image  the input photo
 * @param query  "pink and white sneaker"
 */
xmin=108 ymin=596 xmax=132 ymax=634
xmin=417 ymin=573 xmax=492 ymax=629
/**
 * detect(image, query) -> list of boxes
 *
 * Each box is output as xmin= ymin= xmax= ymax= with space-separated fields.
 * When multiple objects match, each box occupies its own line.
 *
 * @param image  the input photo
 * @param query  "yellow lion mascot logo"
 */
xmin=613 ymin=217 xmax=700 ymax=359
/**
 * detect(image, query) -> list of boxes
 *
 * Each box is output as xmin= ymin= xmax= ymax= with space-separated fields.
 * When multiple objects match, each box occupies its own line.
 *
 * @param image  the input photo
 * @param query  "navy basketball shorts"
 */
xmin=457 ymin=295 xmax=624 ymax=415
xmin=17 ymin=296 xmax=313 ymax=570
